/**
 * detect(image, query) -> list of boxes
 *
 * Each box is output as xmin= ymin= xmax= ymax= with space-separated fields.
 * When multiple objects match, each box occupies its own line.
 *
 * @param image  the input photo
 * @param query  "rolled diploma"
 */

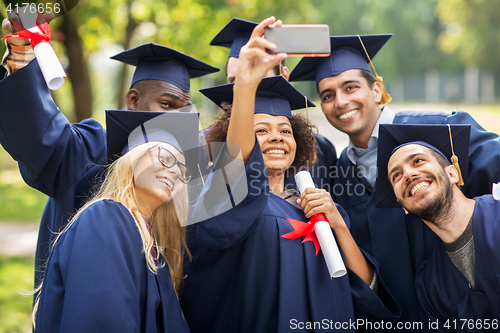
xmin=18 ymin=9 xmax=66 ymax=90
xmin=295 ymin=171 xmax=347 ymax=278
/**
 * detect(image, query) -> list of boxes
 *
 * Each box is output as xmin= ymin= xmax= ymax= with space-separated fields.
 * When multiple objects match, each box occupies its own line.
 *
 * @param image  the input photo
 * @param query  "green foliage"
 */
xmin=70 ymin=0 xmax=448 ymax=81
xmin=436 ymin=0 xmax=500 ymax=70
xmin=2 ymin=0 xmax=499 ymax=87
xmin=0 ymin=255 xmax=34 ymax=333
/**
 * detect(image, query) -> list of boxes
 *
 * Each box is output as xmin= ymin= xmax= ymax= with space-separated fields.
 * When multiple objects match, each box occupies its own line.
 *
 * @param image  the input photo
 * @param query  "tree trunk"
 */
xmin=60 ymin=11 xmax=93 ymax=122
xmin=117 ymin=0 xmax=138 ymax=110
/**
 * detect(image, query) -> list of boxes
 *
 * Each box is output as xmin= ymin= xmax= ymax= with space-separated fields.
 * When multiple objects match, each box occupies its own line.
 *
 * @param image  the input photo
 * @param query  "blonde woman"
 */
xmin=33 ymin=111 xmax=198 ymax=333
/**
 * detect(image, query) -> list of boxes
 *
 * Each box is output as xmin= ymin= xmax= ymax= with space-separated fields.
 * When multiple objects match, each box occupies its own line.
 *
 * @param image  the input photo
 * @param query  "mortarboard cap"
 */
xmin=375 ymin=124 xmax=471 ymax=208
xmin=105 ymin=110 xmax=200 ymax=175
xmin=210 ymin=18 xmax=258 ymax=58
xmin=289 ymin=34 xmax=392 ymax=85
xmin=111 ymin=43 xmax=219 ymax=93
xmin=199 ymin=75 xmax=314 ymax=118
xmin=210 ymin=18 xmax=286 ymax=67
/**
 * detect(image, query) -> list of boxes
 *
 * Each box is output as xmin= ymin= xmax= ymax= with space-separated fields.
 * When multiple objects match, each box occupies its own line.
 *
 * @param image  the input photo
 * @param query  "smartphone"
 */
xmin=264 ymin=25 xmax=331 ymax=57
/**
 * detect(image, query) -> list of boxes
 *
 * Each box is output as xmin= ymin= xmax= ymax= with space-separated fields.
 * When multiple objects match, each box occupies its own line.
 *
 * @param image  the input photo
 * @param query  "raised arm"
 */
xmin=227 ymin=17 xmax=287 ymax=160
xmin=36 ymin=201 xmax=152 ymax=332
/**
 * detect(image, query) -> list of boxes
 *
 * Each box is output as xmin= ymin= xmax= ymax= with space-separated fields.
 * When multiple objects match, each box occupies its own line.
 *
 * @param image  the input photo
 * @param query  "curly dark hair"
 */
xmin=205 ymin=102 xmax=317 ymax=172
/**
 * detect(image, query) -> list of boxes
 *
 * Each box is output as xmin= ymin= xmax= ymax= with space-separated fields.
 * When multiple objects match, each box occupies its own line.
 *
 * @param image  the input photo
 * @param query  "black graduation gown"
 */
xmin=332 ymin=110 xmax=500 ymax=331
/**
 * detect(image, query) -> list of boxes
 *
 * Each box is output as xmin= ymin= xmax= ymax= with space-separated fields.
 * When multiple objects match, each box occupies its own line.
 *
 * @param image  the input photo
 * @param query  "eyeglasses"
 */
xmin=156 ymin=147 xmax=191 ymax=183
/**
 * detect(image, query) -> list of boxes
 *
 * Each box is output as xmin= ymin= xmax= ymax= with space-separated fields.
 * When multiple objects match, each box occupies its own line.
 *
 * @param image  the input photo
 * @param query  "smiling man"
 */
xmin=290 ymin=34 xmax=500 ymax=331
xmin=0 ymin=16 xmax=218 ymax=286
xmin=383 ymin=124 xmax=500 ymax=325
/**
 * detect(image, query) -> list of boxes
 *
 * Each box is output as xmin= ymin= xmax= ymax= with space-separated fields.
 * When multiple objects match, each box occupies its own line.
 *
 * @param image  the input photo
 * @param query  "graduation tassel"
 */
xmin=448 ymin=124 xmax=464 ymax=186
xmin=357 ymin=35 xmax=392 ymax=105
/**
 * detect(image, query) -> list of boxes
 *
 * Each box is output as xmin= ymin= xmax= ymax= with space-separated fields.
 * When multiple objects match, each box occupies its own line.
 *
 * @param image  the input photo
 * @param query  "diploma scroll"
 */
xmin=18 ymin=9 xmax=66 ymax=90
xmin=295 ymin=171 xmax=347 ymax=278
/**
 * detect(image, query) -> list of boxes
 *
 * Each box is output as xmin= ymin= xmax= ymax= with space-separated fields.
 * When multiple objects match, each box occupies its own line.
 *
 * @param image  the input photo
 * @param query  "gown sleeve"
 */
xmin=191 ymin=139 xmax=269 ymax=249
xmin=336 ymin=204 xmax=401 ymax=321
xmin=35 ymin=200 xmax=148 ymax=333
xmin=0 ymin=60 xmax=107 ymax=198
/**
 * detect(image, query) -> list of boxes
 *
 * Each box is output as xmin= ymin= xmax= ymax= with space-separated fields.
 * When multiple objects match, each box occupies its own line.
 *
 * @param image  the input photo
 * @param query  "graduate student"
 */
xmin=33 ymin=110 xmax=199 ymax=332
xmin=0 ymin=15 xmax=218 ymax=286
xmin=379 ymin=124 xmax=500 ymax=327
xmin=209 ymin=17 xmax=337 ymax=191
xmin=180 ymin=17 xmax=399 ymax=333
xmin=289 ymin=34 xmax=500 ymax=331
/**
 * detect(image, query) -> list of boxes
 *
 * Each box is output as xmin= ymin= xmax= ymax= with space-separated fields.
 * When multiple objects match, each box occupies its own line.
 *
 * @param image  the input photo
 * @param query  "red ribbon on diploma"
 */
xmin=2 ymin=13 xmax=51 ymax=49
xmin=281 ymin=213 xmax=328 ymax=255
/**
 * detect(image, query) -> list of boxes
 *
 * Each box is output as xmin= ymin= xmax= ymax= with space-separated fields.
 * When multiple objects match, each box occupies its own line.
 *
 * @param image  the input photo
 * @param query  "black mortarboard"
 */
xmin=375 ymin=124 xmax=471 ymax=208
xmin=105 ymin=110 xmax=200 ymax=174
xmin=210 ymin=18 xmax=258 ymax=58
xmin=111 ymin=43 xmax=219 ymax=93
xmin=289 ymin=34 xmax=392 ymax=85
xmin=199 ymin=75 xmax=314 ymax=118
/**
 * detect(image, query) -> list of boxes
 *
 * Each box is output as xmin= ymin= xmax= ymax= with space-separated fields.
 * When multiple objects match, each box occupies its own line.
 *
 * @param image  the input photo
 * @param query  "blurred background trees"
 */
xmin=1 ymin=0 xmax=499 ymax=123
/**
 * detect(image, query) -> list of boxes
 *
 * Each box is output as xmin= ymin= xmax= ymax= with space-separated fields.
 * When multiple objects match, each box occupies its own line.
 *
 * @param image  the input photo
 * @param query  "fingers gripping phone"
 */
xmin=264 ymin=24 xmax=331 ymax=57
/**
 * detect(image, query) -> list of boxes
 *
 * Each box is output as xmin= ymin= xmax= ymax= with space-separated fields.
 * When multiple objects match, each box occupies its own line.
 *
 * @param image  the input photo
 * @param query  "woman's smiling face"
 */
xmin=254 ymin=113 xmax=296 ymax=176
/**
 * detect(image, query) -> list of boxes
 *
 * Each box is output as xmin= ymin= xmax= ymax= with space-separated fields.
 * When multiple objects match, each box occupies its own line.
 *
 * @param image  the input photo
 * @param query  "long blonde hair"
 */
xmin=32 ymin=142 xmax=191 ymax=326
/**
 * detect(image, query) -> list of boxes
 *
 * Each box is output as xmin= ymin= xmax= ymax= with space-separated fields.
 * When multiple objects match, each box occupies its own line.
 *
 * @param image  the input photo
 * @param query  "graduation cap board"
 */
xmin=111 ymin=43 xmax=219 ymax=92
xmin=375 ymin=124 xmax=471 ymax=208
xmin=105 ymin=110 xmax=201 ymax=178
xmin=210 ymin=18 xmax=258 ymax=58
xmin=199 ymin=75 xmax=314 ymax=118
xmin=289 ymin=34 xmax=392 ymax=85
xmin=210 ymin=17 xmax=285 ymax=69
